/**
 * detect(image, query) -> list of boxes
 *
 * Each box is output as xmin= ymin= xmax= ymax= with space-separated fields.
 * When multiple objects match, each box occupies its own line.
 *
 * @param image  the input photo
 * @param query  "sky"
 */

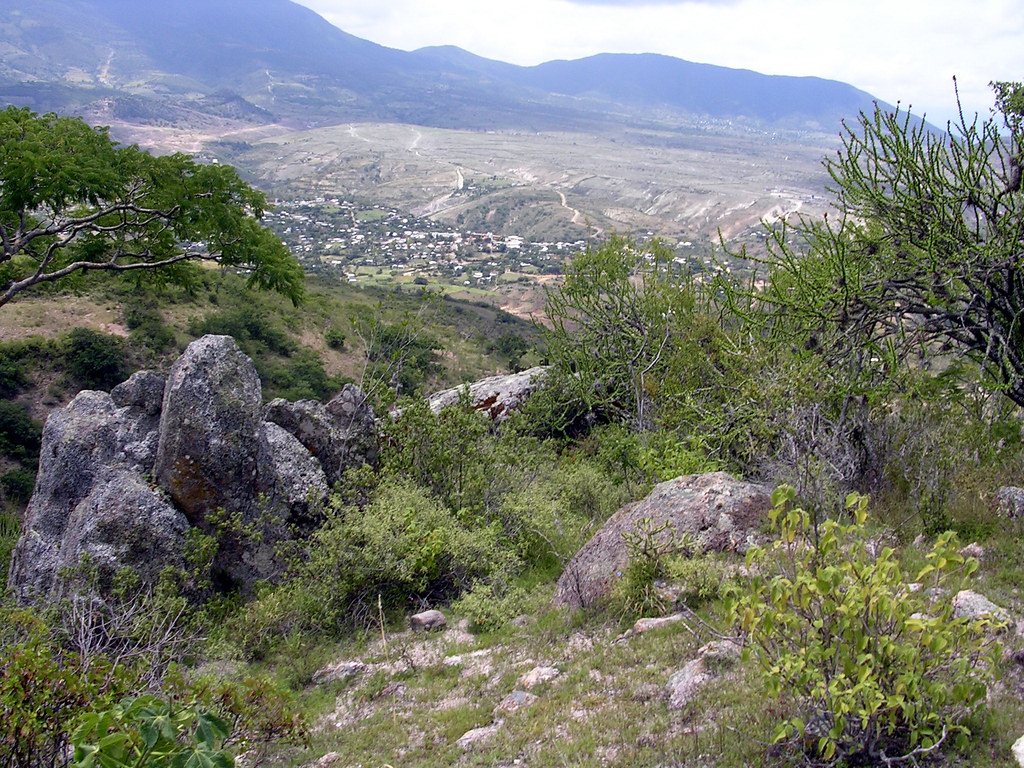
xmin=293 ymin=0 xmax=1024 ymax=128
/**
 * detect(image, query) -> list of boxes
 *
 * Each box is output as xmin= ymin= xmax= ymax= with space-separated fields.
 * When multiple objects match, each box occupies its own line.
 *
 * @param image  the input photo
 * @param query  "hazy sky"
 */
xmin=293 ymin=0 xmax=1023 ymax=128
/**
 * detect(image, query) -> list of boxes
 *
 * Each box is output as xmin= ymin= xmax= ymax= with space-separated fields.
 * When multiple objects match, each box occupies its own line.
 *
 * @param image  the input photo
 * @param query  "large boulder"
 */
xmin=7 ymin=386 xmax=172 ymax=601
xmin=154 ymin=335 xmax=263 ymax=529
xmin=426 ymin=367 xmax=547 ymax=423
xmin=263 ymin=382 xmax=377 ymax=485
xmin=554 ymin=471 xmax=771 ymax=609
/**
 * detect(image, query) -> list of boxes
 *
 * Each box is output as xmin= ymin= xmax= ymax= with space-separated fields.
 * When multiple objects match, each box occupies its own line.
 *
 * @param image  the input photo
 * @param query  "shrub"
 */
xmin=0 ymin=609 xmax=128 ymax=768
xmin=730 ymin=487 xmax=999 ymax=764
xmin=227 ymin=478 xmax=518 ymax=656
xmin=63 ymin=328 xmax=127 ymax=389
xmin=0 ymin=400 xmax=40 ymax=464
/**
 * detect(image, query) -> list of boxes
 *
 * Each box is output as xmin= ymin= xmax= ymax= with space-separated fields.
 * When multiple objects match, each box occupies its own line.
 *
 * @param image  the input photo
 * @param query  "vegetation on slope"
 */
xmin=1 ymin=83 xmax=1024 ymax=768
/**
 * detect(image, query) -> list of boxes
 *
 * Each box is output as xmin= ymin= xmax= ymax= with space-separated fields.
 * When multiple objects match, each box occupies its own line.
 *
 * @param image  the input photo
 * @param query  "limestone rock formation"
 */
xmin=426 ymin=366 xmax=547 ymax=422
xmin=8 ymin=335 xmax=373 ymax=603
xmin=554 ymin=471 xmax=771 ymax=609
xmin=264 ymin=382 xmax=378 ymax=486
xmin=7 ymin=387 xmax=168 ymax=600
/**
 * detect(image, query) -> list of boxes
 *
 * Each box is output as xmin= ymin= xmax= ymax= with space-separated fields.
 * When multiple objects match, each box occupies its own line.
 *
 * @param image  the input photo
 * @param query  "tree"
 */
xmin=741 ymin=82 xmax=1024 ymax=404
xmin=0 ymin=107 xmax=304 ymax=308
xmin=541 ymin=236 xmax=682 ymax=431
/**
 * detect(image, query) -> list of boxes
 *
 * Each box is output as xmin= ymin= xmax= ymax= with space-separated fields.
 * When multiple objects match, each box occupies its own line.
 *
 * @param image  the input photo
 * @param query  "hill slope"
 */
xmin=0 ymin=0 xmax=883 ymax=131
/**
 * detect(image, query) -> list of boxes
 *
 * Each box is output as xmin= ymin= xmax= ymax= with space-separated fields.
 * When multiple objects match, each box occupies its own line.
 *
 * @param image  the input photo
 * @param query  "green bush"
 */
xmin=63 ymin=328 xmax=127 ymax=389
xmin=730 ymin=487 xmax=999 ymax=764
xmin=325 ymin=327 xmax=346 ymax=350
xmin=189 ymin=304 xmax=295 ymax=357
xmin=228 ymin=478 xmax=518 ymax=656
xmin=0 ymin=400 xmax=40 ymax=464
xmin=0 ymin=609 xmax=128 ymax=768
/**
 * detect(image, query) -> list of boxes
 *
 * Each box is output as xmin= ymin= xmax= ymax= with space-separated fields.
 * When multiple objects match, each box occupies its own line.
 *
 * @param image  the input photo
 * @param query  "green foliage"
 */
xmin=0 ymin=399 xmax=40 ymax=464
xmin=1 ymin=468 xmax=36 ymax=504
xmin=325 ymin=326 xmax=346 ymax=350
xmin=610 ymin=518 xmax=700 ymax=618
xmin=227 ymin=478 xmax=517 ymax=656
xmin=541 ymin=235 xmax=689 ymax=431
xmin=362 ymin=315 xmax=441 ymax=398
xmin=730 ymin=487 xmax=999 ymax=764
xmin=451 ymin=580 xmax=527 ymax=633
xmin=0 ymin=106 xmax=304 ymax=308
xmin=0 ymin=510 xmax=19 ymax=586
xmin=382 ymin=394 xmax=492 ymax=515
xmin=71 ymin=695 xmax=234 ymax=768
xmin=188 ymin=304 xmax=296 ymax=358
xmin=262 ymin=348 xmax=339 ymax=401
xmin=63 ymin=328 xmax=128 ymax=389
xmin=735 ymin=82 xmax=1024 ymax=406
xmin=0 ymin=608 xmax=127 ymax=768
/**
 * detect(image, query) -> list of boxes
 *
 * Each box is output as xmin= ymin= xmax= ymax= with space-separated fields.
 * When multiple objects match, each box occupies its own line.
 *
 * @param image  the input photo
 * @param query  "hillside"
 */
xmin=0 ymin=0 xmax=883 ymax=132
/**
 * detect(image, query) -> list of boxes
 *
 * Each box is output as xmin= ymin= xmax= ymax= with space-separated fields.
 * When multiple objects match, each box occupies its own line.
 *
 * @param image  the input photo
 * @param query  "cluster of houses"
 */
xmin=263 ymin=197 xmax=589 ymax=289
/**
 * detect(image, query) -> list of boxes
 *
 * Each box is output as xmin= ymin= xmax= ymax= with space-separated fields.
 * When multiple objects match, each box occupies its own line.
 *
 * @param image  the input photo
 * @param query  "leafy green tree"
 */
xmin=0 ymin=107 xmax=304 ymax=308
xmin=742 ymin=81 xmax=1024 ymax=404
xmin=541 ymin=236 xmax=685 ymax=431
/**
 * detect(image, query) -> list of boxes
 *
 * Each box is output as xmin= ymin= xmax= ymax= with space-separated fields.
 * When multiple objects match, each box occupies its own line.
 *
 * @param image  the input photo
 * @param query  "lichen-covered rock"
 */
xmin=426 ymin=366 xmax=547 ymax=422
xmin=554 ymin=472 xmax=771 ymax=609
xmin=997 ymin=486 xmax=1024 ymax=519
xmin=154 ymin=335 xmax=263 ymax=529
xmin=7 ymin=388 xmax=165 ymax=600
xmin=111 ymin=370 xmax=166 ymax=416
xmin=258 ymin=422 xmax=329 ymax=530
xmin=264 ymin=383 xmax=377 ymax=485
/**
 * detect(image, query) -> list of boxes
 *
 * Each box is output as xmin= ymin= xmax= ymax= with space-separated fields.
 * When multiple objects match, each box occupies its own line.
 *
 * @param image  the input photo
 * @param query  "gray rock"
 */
xmin=258 ymin=422 xmax=329 ymax=530
xmin=264 ymin=383 xmax=377 ymax=485
xmin=426 ymin=366 xmax=547 ymax=423
xmin=496 ymin=690 xmax=538 ymax=712
xmin=518 ymin=666 xmax=560 ymax=689
xmin=410 ymin=609 xmax=447 ymax=632
xmin=952 ymin=589 xmax=1013 ymax=628
xmin=666 ymin=640 xmax=741 ymax=710
xmin=554 ymin=472 xmax=771 ymax=609
xmin=997 ymin=486 xmax=1024 ymax=519
xmin=10 ymin=468 xmax=188 ymax=602
xmin=633 ymin=613 xmax=686 ymax=635
xmin=111 ymin=370 xmax=166 ymax=416
xmin=154 ymin=335 xmax=263 ymax=530
xmin=456 ymin=721 xmax=504 ymax=749
xmin=7 ymin=388 xmax=164 ymax=600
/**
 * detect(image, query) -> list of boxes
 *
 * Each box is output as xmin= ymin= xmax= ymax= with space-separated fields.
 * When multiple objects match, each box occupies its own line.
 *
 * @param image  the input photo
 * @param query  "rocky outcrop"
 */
xmin=154 ymin=335 xmax=264 ymax=530
xmin=554 ymin=471 xmax=772 ymax=609
xmin=426 ymin=366 xmax=547 ymax=422
xmin=8 ymin=335 xmax=373 ymax=603
xmin=264 ymin=383 xmax=378 ymax=486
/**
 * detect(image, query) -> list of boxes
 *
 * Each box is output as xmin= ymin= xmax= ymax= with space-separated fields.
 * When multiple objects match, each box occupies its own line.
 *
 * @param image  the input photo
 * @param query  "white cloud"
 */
xmin=295 ymin=0 xmax=1024 ymax=125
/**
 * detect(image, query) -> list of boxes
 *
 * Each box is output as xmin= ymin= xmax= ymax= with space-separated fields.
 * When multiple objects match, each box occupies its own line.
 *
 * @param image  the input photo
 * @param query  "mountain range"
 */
xmin=0 ymin=0 xmax=884 ymax=133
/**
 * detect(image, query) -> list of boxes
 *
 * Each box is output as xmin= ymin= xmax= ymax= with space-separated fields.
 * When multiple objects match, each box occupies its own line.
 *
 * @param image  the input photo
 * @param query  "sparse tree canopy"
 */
xmin=0 ymin=106 xmax=304 ymax=307
xmin=746 ymin=81 xmax=1024 ymax=404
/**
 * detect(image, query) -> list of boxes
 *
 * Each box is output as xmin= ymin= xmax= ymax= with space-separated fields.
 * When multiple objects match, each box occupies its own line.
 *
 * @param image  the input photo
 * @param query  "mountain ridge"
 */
xmin=0 ymin=0 xmax=885 ymax=132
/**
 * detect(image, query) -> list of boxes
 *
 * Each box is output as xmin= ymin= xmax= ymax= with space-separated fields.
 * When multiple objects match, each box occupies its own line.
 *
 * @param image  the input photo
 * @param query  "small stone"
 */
xmin=496 ymin=690 xmax=538 ymax=712
xmin=633 ymin=613 xmax=685 ymax=634
xmin=312 ymin=660 xmax=366 ymax=685
xmin=518 ymin=666 xmax=560 ymax=689
xmin=959 ymin=542 xmax=985 ymax=560
xmin=410 ymin=609 xmax=447 ymax=632
xmin=1013 ymin=733 xmax=1024 ymax=767
xmin=456 ymin=721 xmax=504 ymax=749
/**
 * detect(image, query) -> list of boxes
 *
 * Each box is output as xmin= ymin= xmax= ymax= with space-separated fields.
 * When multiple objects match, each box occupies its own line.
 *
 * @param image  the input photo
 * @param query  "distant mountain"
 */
xmin=0 ymin=0 xmax=884 ymax=133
